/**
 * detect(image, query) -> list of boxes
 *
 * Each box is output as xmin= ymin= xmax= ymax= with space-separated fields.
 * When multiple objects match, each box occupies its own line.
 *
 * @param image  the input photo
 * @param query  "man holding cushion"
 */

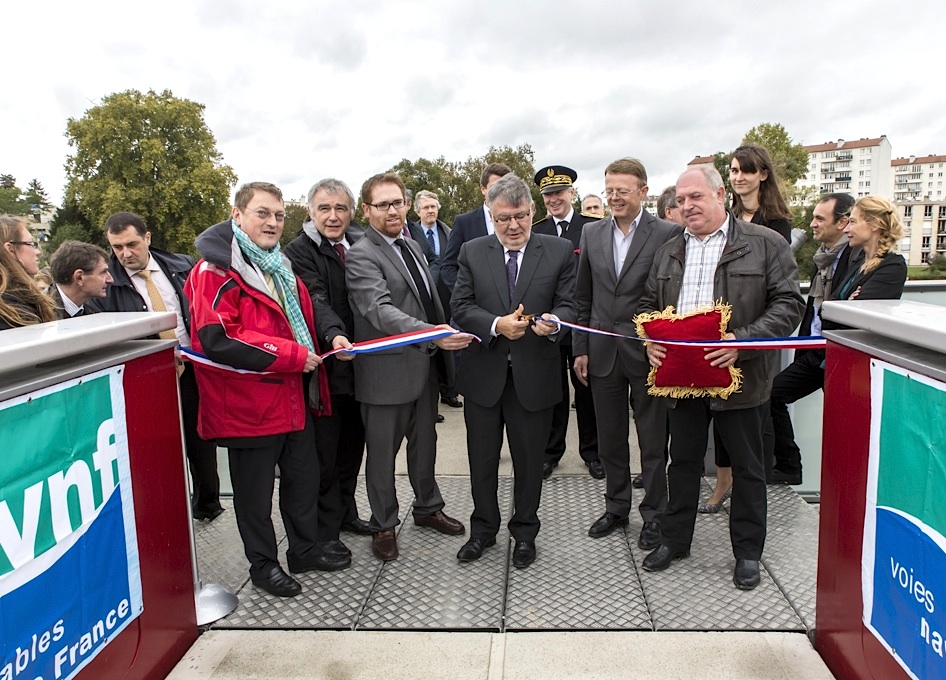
xmin=638 ymin=166 xmax=803 ymax=590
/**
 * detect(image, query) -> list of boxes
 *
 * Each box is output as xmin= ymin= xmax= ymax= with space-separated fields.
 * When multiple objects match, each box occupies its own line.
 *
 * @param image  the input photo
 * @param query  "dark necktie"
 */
xmin=333 ymin=242 xmax=346 ymax=263
xmin=426 ymin=228 xmax=437 ymax=257
xmin=393 ymin=239 xmax=441 ymax=325
xmin=559 ymin=220 xmax=569 ymax=237
xmin=506 ymin=250 xmax=519 ymax=302
xmin=73 ymin=307 xmax=85 ymax=317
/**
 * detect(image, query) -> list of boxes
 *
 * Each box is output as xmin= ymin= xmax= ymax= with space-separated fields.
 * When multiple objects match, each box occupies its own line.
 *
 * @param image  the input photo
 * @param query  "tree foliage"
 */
xmin=0 ymin=175 xmax=30 ymax=215
xmin=45 ymin=199 xmax=103 ymax=255
xmin=742 ymin=123 xmax=810 ymax=187
xmin=64 ymin=89 xmax=236 ymax=256
xmin=279 ymin=203 xmax=309 ymax=248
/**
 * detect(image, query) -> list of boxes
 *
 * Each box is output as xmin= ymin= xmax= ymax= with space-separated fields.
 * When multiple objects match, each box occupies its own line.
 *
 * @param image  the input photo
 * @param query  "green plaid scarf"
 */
xmin=231 ymin=220 xmax=315 ymax=352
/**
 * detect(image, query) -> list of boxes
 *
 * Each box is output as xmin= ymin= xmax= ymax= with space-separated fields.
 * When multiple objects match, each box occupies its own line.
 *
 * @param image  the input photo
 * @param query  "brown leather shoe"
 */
xmin=372 ymin=528 xmax=399 ymax=561
xmin=413 ymin=510 xmax=466 ymax=535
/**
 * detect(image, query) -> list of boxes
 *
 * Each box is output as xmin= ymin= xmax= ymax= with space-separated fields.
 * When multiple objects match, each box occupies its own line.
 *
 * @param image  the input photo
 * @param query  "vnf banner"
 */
xmin=0 ymin=366 xmax=143 ymax=680
xmin=863 ymin=360 xmax=946 ymax=680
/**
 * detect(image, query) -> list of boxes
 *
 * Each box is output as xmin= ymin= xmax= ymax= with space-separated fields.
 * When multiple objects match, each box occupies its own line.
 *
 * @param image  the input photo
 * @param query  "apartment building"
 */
xmin=797 ymin=136 xmax=893 ymax=200
xmin=896 ymin=199 xmax=946 ymax=265
xmin=891 ymin=154 xmax=946 ymax=202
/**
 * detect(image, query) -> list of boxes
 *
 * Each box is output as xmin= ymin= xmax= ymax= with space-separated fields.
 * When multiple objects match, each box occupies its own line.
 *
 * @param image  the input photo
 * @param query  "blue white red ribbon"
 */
xmin=179 ymin=347 xmax=274 ymax=374
xmin=320 ymin=327 xmax=481 ymax=358
xmin=547 ymin=318 xmax=826 ymax=350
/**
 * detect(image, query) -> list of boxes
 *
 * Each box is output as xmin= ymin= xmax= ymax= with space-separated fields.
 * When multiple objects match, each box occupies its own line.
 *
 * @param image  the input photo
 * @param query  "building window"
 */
xmin=925 ymin=205 xmax=934 ymax=218
xmin=905 ymin=206 xmax=913 ymax=218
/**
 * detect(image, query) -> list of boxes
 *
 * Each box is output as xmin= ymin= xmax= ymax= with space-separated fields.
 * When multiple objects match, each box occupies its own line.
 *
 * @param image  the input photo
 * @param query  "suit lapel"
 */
xmin=488 ymin=238 xmax=511 ymax=309
xmin=370 ymin=227 xmax=421 ymax=301
xmin=599 ymin=220 xmax=617 ymax=285
xmin=616 ymin=214 xmax=653 ymax=284
xmin=513 ymin=238 xmax=542 ymax=309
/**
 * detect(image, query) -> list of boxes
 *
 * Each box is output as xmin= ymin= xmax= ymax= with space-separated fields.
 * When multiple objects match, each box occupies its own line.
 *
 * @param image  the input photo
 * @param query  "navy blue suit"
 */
xmin=441 ymin=206 xmax=489 ymax=291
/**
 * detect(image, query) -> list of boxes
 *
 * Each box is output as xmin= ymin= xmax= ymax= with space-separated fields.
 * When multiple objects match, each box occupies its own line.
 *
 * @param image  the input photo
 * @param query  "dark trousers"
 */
xmin=226 ymin=414 xmax=320 ymax=578
xmin=663 ymin=401 xmax=767 ymax=560
xmin=770 ymin=351 xmax=824 ymax=475
xmin=546 ymin=346 xmax=598 ymax=464
xmin=179 ymin=363 xmax=221 ymax=515
xmin=714 ymin=400 xmax=775 ymax=480
xmin=313 ymin=393 xmax=366 ymax=541
xmin=466 ymin=369 xmax=552 ymax=542
xmin=590 ymin=362 xmax=668 ymax=522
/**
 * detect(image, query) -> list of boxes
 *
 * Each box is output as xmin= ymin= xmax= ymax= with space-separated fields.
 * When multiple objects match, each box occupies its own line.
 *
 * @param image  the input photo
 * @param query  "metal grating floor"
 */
xmin=196 ymin=475 xmax=818 ymax=633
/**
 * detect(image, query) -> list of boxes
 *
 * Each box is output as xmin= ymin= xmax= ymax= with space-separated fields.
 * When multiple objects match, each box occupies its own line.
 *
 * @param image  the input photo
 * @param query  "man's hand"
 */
xmin=705 ymin=332 xmax=738 ymax=368
xmin=433 ymin=324 xmax=474 ymax=350
xmin=646 ymin=341 xmax=666 ymax=368
xmin=303 ymin=350 xmax=323 ymax=373
xmin=573 ymin=354 xmax=589 ymax=386
xmin=495 ymin=304 xmax=530 ymax=340
xmin=331 ymin=335 xmax=355 ymax=361
xmin=531 ymin=313 xmax=559 ymax=337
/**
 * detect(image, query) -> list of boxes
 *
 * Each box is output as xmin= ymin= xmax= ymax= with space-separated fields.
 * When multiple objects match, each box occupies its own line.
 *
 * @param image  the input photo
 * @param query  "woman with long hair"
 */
xmin=699 ymin=144 xmax=794 ymax=513
xmin=829 ymin=195 xmax=907 ymax=306
xmin=0 ymin=215 xmax=57 ymax=329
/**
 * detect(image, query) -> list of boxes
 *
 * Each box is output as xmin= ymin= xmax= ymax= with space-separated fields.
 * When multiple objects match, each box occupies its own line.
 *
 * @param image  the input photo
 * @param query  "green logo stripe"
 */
xmin=876 ymin=369 xmax=946 ymax=537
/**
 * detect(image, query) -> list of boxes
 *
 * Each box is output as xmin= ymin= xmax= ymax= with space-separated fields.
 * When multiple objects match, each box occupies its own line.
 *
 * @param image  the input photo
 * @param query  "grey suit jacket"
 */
xmin=452 ymin=233 xmax=577 ymax=412
xmin=573 ymin=210 xmax=682 ymax=377
xmin=346 ymin=225 xmax=453 ymax=405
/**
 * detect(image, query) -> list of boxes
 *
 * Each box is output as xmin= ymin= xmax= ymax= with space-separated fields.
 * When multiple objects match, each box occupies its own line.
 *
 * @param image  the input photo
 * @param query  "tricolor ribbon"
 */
xmin=546 ymin=318 xmax=826 ymax=350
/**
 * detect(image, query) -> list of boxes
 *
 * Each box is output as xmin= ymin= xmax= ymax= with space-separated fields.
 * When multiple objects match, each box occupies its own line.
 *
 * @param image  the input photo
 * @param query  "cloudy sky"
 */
xmin=3 ymin=0 xmax=944 ymax=208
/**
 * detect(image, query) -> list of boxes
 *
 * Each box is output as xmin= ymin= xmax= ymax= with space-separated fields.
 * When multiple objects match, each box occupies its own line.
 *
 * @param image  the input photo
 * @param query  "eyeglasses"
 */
xmin=492 ymin=211 xmax=531 ymax=227
xmin=248 ymin=209 xmax=286 ymax=222
xmin=603 ymin=188 xmax=641 ymax=198
xmin=9 ymin=240 xmax=39 ymax=248
xmin=367 ymin=200 xmax=407 ymax=212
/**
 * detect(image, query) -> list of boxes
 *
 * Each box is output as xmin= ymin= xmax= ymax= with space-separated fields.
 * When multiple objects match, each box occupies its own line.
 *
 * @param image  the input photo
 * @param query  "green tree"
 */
xmin=24 ymin=179 xmax=51 ymax=211
xmin=279 ymin=203 xmax=309 ymax=248
xmin=64 ymin=89 xmax=237 ymax=256
xmin=0 ymin=175 xmax=29 ymax=215
xmin=45 ymin=199 xmax=103 ymax=255
xmin=742 ymin=122 xmax=809 ymax=188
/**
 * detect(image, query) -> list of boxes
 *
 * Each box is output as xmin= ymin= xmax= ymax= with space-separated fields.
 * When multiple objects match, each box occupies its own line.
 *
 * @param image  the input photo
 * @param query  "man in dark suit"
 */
xmin=48 ymin=240 xmax=112 ymax=317
xmin=572 ymin=158 xmax=682 ymax=550
xmin=346 ymin=172 xmax=473 ymax=562
xmin=409 ymin=189 xmax=462 ymax=408
xmin=452 ymin=173 xmax=577 ymax=568
xmin=531 ymin=165 xmax=601 ymax=479
xmin=93 ymin=212 xmax=223 ymax=524
xmin=439 ymin=163 xmax=512 ymax=291
xmin=769 ymin=193 xmax=857 ymax=485
xmin=284 ymin=177 xmax=371 ymax=557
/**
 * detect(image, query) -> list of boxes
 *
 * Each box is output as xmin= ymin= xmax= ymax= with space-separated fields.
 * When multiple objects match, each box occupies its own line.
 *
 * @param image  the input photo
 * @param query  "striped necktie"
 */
xmin=136 ymin=270 xmax=177 ymax=341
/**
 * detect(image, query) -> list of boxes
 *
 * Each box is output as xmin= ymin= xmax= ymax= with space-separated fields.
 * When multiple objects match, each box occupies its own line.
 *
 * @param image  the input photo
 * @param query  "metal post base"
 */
xmin=195 ymin=581 xmax=239 ymax=626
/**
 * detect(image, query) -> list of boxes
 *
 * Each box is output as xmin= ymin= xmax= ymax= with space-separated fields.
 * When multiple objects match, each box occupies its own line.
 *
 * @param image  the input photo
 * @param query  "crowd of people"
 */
xmin=0 ymin=143 xmax=909 ymax=597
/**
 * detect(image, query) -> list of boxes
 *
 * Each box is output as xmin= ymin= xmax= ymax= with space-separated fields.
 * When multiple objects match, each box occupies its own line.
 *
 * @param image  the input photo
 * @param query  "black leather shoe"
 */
xmin=632 ymin=474 xmax=644 ymax=489
xmin=441 ymin=395 xmax=463 ymax=408
xmin=542 ymin=461 xmax=558 ymax=479
xmin=512 ymin=540 xmax=536 ymax=568
xmin=588 ymin=512 xmax=629 ymax=538
xmin=641 ymin=544 xmax=689 ymax=572
xmin=733 ymin=559 xmax=761 ymax=590
xmin=251 ymin=565 xmax=301 ymax=597
xmin=286 ymin=550 xmax=351 ymax=574
xmin=317 ymin=539 xmax=352 ymax=557
xmin=436 ymin=413 xmax=445 ymax=423
xmin=770 ymin=469 xmax=802 ymax=485
xmin=192 ymin=506 xmax=225 ymax=522
xmin=456 ymin=536 xmax=496 ymax=562
xmin=341 ymin=517 xmax=372 ymax=535
xmin=638 ymin=521 xmax=661 ymax=550
xmin=587 ymin=460 xmax=605 ymax=479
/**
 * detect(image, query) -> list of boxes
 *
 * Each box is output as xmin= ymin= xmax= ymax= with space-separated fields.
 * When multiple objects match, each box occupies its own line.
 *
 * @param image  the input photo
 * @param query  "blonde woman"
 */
xmin=1 ymin=215 xmax=57 ymax=329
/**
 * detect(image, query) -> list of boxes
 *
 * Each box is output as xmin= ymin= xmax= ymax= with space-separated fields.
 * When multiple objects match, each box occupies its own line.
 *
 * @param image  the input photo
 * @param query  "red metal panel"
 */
xmin=815 ymin=341 xmax=910 ymax=680
xmin=77 ymin=348 xmax=198 ymax=680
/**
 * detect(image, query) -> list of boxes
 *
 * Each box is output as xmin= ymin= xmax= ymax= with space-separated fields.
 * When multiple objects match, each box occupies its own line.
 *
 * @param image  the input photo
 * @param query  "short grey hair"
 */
xmin=306 ymin=178 xmax=355 ymax=209
xmin=680 ymin=166 xmax=724 ymax=193
xmin=486 ymin=174 xmax=533 ymax=209
xmin=414 ymin=190 xmax=440 ymax=207
xmin=656 ymin=186 xmax=677 ymax=219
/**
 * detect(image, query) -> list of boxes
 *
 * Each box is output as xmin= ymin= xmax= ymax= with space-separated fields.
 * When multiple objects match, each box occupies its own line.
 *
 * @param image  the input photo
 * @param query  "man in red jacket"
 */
xmin=186 ymin=181 xmax=350 ymax=598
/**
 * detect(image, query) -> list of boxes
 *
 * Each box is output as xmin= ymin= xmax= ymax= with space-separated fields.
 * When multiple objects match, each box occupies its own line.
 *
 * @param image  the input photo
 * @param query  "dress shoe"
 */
xmin=436 ymin=413 xmax=445 ymax=423
xmin=542 ymin=461 xmax=558 ymax=479
xmin=512 ymin=540 xmax=536 ymax=568
xmin=372 ymin=528 xmax=399 ymax=561
xmin=317 ymin=539 xmax=352 ymax=557
xmin=441 ymin=395 xmax=463 ymax=408
xmin=341 ymin=517 xmax=372 ymax=535
xmin=456 ymin=536 xmax=496 ymax=562
xmin=697 ymin=487 xmax=732 ymax=514
xmin=414 ymin=510 xmax=465 ymax=535
xmin=770 ymin=468 xmax=802 ymax=485
xmin=192 ymin=506 xmax=225 ymax=522
xmin=588 ymin=512 xmax=628 ymax=538
xmin=641 ymin=544 xmax=689 ymax=572
xmin=638 ymin=521 xmax=661 ymax=550
xmin=587 ymin=459 xmax=605 ymax=479
xmin=632 ymin=474 xmax=644 ymax=489
xmin=287 ymin=549 xmax=351 ymax=573
xmin=251 ymin=564 xmax=301 ymax=597
xmin=733 ymin=558 xmax=761 ymax=590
